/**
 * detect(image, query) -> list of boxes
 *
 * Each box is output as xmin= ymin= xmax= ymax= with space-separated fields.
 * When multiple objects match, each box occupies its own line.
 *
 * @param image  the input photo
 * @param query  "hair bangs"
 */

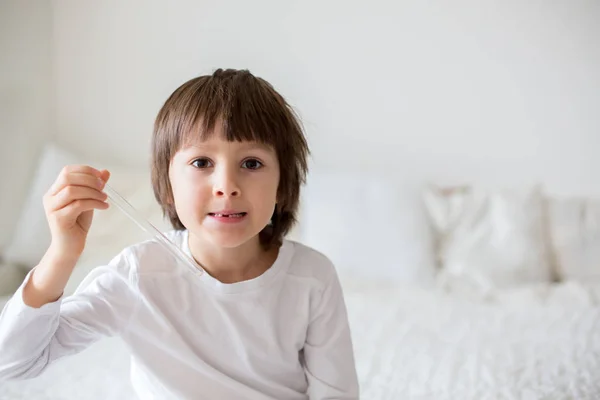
xmin=177 ymin=72 xmax=286 ymax=152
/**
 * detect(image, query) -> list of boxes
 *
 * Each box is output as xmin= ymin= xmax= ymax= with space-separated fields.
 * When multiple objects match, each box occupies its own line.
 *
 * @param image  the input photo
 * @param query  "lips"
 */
xmin=208 ymin=208 xmax=248 ymax=219
xmin=208 ymin=212 xmax=247 ymax=218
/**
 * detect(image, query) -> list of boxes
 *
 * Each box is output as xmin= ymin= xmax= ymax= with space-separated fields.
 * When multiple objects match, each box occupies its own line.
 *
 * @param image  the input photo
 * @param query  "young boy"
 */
xmin=0 ymin=69 xmax=359 ymax=399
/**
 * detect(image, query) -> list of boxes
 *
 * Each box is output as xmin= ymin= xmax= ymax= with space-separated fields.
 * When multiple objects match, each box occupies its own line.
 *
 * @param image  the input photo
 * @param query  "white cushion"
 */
xmin=4 ymin=142 xmax=171 ymax=272
xmin=548 ymin=196 xmax=600 ymax=281
xmin=424 ymin=185 xmax=553 ymax=295
xmin=0 ymin=107 xmax=50 ymax=253
xmin=3 ymin=143 xmax=81 ymax=268
xmin=0 ymin=263 xmax=27 ymax=297
xmin=299 ymin=171 xmax=436 ymax=287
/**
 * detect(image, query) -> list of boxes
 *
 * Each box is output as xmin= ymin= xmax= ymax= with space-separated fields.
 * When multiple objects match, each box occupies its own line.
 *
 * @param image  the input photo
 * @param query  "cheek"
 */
xmin=250 ymin=174 xmax=279 ymax=211
xmin=171 ymin=176 xmax=211 ymax=213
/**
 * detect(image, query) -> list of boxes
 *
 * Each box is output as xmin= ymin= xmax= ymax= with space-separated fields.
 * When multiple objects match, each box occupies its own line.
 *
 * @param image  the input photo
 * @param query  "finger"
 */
xmin=62 ymin=164 xmax=102 ymax=178
xmin=54 ymin=199 xmax=110 ymax=223
xmin=50 ymin=186 xmax=108 ymax=212
xmin=98 ymin=169 xmax=111 ymax=184
xmin=48 ymin=172 xmax=106 ymax=196
xmin=62 ymin=165 xmax=105 ymax=179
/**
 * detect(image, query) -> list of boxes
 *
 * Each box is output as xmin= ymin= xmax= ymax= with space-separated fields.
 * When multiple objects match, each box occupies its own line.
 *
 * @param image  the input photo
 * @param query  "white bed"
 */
xmin=2 ymin=262 xmax=600 ymax=400
xmin=2 ymin=145 xmax=600 ymax=399
xmin=342 ymin=277 xmax=600 ymax=399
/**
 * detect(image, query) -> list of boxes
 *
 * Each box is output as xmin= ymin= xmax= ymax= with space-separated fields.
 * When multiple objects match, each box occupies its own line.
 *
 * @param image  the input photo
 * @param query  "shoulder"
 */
xmin=110 ymin=229 xmax=187 ymax=276
xmin=285 ymin=240 xmax=339 ymax=289
xmin=69 ymin=230 xmax=185 ymax=296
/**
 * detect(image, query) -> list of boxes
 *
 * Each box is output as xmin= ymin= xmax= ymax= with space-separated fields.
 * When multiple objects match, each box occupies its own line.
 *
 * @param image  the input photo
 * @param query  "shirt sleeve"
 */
xmin=0 ymin=249 xmax=140 ymax=381
xmin=303 ymin=267 xmax=360 ymax=399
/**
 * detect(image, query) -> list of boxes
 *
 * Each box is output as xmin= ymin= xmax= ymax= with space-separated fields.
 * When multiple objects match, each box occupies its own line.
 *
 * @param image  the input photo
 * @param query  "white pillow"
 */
xmin=0 ymin=117 xmax=49 ymax=253
xmin=548 ymin=196 xmax=600 ymax=281
xmin=3 ymin=143 xmax=81 ymax=268
xmin=0 ymin=263 xmax=27 ymax=297
xmin=299 ymin=171 xmax=436 ymax=287
xmin=4 ymin=142 xmax=171 ymax=271
xmin=424 ymin=185 xmax=553 ymax=295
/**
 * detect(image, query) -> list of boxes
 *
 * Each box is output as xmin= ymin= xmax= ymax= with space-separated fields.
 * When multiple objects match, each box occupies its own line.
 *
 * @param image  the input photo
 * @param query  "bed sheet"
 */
xmin=2 ymin=262 xmax=600 ymax=399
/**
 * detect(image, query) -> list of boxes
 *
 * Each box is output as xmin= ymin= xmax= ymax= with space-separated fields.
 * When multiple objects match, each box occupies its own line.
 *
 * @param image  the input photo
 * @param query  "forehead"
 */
xmin=179 ymin=129 xmax=275 ymax=154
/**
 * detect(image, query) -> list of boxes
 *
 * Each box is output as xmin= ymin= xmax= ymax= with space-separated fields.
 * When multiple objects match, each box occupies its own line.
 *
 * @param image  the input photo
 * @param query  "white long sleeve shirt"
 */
xmin=0 ymin=230 xmax=359 ymax=399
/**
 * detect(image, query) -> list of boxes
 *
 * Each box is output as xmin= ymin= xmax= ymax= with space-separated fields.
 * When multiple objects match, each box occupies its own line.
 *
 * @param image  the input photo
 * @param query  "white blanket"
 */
xmin=2 ymin=271 xmax=600 ymax=399
xmin=342 ymin=277 xmax=600 ymax=399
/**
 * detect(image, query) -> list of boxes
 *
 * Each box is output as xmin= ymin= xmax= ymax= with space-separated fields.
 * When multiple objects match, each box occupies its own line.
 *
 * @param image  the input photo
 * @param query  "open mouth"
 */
xmin=208 ymin=212 xmax=247 ymax=218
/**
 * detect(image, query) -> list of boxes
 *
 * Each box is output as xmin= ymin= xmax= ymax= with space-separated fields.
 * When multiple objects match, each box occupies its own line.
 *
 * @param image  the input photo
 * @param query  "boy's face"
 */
xmin=168 ymin=125 xmax=280 ymax=249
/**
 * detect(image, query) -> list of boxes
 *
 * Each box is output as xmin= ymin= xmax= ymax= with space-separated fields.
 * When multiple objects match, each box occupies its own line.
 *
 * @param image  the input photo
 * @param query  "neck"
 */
xmin=187 ymin=232 xmax=278 ymax=284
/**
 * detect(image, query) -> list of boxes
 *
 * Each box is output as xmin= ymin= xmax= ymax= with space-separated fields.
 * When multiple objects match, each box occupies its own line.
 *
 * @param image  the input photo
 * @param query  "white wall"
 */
xmin=51 ymin=0 xmax=600 ymax=196
xmin=0 ymin=0 xmax=54 ymax=249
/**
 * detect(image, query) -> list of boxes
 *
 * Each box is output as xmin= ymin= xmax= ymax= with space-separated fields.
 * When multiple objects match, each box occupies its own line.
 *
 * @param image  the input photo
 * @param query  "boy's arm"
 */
xmin=0 ymin=250 xmax=139 ymax=381
xmin=303 ymin=267 xmax=360 ymax=399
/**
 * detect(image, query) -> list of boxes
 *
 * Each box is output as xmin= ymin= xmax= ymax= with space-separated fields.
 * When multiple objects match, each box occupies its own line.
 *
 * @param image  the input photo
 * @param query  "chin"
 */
xmin=204 ymin=229 xmax=259 ymax=249
xmin=209 ymin=237 xmax=248 ymax=249
xmin=185 ymin=216 xmax=268 ymax=249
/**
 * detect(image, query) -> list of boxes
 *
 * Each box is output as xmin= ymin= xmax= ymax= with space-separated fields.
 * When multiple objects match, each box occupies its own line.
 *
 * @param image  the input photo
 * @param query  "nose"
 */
xmin=212 ymin=167 xmax=241 ymax=198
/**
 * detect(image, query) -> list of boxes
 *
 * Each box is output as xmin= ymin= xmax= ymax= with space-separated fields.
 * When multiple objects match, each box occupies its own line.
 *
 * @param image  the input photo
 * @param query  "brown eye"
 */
xmin=242 ymin=159 xmax=263 ymax=170
xmin=192 ymin=158 xmax=213 ymax=169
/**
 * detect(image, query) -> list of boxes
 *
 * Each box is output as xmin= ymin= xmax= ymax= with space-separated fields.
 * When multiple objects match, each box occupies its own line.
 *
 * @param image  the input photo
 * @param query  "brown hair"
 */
xmin=151 ymin=69 xmax=309 ymax=249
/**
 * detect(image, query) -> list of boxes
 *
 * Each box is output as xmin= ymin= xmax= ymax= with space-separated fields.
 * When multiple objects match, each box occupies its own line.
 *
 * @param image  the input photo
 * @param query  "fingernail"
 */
xmin=97 ymin=178 xmax=105 ymax=188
